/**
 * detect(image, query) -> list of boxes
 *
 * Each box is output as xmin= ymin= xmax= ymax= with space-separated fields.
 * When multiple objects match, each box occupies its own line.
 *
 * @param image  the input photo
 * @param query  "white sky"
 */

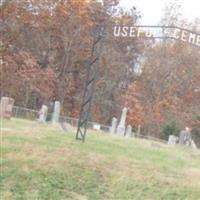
xmin=120 ymin=0 xmax=200 ymax=25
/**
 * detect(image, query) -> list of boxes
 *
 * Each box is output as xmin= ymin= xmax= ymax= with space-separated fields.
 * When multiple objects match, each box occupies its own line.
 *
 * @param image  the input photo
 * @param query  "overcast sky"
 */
xmin=120 ymin=0 xmax=200 ymax=25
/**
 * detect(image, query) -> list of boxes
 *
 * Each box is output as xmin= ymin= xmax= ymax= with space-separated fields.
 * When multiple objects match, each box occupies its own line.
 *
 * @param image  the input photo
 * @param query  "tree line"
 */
xmin=1 ymin=0 xmax=199 ymax=144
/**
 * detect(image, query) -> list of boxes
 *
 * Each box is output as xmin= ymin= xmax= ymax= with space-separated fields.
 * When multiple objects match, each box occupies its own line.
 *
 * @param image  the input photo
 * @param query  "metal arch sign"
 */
xmin=113 ymin=25 xmax=200 ymax=47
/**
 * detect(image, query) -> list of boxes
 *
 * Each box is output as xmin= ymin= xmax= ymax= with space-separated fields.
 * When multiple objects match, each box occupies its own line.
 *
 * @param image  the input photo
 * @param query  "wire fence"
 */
xmin=11 ymin=106 xmax=167 ymax=144
xmin=12 ymin=106 xmax=39 ymax=120
xmin=12 ymin=106 xmax=111 ymax=133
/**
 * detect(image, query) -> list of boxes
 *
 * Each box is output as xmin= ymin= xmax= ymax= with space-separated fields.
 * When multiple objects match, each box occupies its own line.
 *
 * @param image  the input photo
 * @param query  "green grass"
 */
xmin=1 ymin=118 xmax=200 ymax=200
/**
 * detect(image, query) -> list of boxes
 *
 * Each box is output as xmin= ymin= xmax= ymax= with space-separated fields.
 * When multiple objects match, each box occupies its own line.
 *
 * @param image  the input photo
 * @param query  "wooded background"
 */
xmin=1 ymin=0 xmax=200 ymax=143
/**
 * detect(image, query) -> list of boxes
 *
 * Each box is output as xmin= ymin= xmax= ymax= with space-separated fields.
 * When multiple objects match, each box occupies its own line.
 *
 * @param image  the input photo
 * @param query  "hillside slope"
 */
xmin=1 ymin=118 xmax=200 ymax=200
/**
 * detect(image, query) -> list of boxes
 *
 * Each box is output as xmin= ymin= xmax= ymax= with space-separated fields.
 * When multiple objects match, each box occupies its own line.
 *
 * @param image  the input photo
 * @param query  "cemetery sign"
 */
xmin=113 ymin=25 xmax=200 ymax=47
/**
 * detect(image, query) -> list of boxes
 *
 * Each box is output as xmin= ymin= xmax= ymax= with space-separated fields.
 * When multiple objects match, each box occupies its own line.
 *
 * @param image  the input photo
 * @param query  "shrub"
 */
xmin=161 ymin=121 xmax=180 ymax=140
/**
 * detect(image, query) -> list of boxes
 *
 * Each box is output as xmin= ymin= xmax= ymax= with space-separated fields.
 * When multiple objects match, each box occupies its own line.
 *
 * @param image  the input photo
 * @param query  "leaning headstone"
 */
xmin=52 ymin=101 xmax=60 ymax=124
xmin=110 ymin=117 xmax=117 ymax=134
xmin=38 ymin=105 xmax=48 ymax=123
xmin=117 ymin=107 xmax=128 ymax=136
xmin=125 ymin=125 xmax=132 ymax=138
xmin=0 ymin=97 xmax=15 ymax=119
xmin=167 ymin=135 xmax=178 ymax=145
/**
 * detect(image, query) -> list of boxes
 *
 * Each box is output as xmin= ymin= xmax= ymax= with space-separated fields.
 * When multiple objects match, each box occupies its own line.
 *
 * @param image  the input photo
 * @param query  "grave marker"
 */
xmin=0 ymin=97 xmax=15 ymax=119
xmin=117 ymin=107 xmax=128 ymax=136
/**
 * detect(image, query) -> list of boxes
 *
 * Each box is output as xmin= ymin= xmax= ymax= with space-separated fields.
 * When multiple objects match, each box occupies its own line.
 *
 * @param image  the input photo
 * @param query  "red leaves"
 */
xmin=125 ymin=81 xmax=145 ymax=126
xmin=3 ymin=51 xmax=56 ymax=100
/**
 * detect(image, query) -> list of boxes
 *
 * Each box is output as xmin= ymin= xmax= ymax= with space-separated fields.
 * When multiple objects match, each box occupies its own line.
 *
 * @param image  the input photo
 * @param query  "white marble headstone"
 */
xmin=38 ymin=105 xmax=48 ymax=123
xmin=167 ymin=135 xmax=178 ymax=145
xmin=110 ymin=117 xmax=117 ymax=134
xmin=93 ymin=124 xmax=101 ymax=130
xmin=125 ymin=125 xmax=132 ymax=138
xmin=52 ymin=101 xmax=60 ymax=124
xmin=137 ymin=125 xmax=141 ymax=136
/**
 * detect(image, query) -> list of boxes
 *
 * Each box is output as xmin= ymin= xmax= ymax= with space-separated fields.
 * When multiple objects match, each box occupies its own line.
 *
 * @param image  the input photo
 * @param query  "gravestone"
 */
xmin=167 ymin=135 xmax=178 ymax=145
xmin=179 ymin=129 xmax=192 ymax=146
xmin=117 ymin=107 xmax=128 ymax=136
xmin=38 ymin=105 xmax=48 ymax=123
xmin=137 ymin=125 xmax=141 ymax=136
xmin=52 ymin=101 xmax=60 ymax=124
xmin=93 ymin=124 xmax=101 ymax=131
xmin=132 ymin=131 xmax=136 ymax=138
xmin=110 ymin=117 xmax=117 ymax=134
xmin=191 ymin=140 xmax=197 ymax=149
xmin=0 ymin=97 xmax=15 ymax=119
xmin=60 ymin=122 xmax=74 ymax=133
xmin=125 ymin=125 xmax=132 ymax=138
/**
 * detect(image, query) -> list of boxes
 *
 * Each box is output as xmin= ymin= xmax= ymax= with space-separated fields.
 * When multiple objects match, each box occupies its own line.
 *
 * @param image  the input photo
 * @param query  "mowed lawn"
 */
xmin=1 ymin=118 xmax=200 ymax=200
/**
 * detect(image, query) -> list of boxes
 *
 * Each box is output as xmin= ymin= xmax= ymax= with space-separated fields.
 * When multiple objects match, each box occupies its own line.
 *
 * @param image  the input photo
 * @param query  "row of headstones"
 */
xmin=38 ymin=101 xmax=60 ymax=124
xmin=109 ymin=107 xmax=138 ymax=137
xmin=168 ymin=134 xmax=197 ymax=149
xmin=0 ymin=97 xmax=61 ymax=123
xmin=0 ymin=97 xmax=133 ymax=136
xmin=2 ymin=97 xmax=196 ymax=148
xmin=111 ymin=107 xmax=198 ymax=148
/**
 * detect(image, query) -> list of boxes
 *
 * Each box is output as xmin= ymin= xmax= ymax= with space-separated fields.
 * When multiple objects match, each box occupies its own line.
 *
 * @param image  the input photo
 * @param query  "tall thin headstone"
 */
xmin=38 ymin=105 xmax=48 ymax=123
xmin=125 ymin=125 xmax=132 ymax=138
xmin=52 ymin=101 xmax=60 ymax=124
xmin=110 ymin=117 xmax=117 ymax=134
xmin=117 ymin=107 xmax=128 ymax=136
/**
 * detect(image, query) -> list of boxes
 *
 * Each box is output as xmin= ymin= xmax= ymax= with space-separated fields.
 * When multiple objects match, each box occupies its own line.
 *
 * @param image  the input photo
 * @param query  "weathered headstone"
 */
xmin=0 ymin=97 xmax=15 ymax=119
xmin=132 ymin=131 xmax=136 ymax=138
xmin=38 ymin=105 xmax=48 ymax=123
xmin=125 ymin=125 xmax=132 ymax=138
xmin=117 ymin=107 xmax=128 ymax=136
xmin=52 ymin=101 xmax=60 ymax=124
xmin=137 ymin=125 xmax=141 ymax=136
xmin=179 ymin=129 xmax=192 ymax=146
xmin=93 ymin=124 xmax=101 ymax=131
xmin=60 ymin=122 xmax=74 ymax=133
xmin=167 ymin=135 xmax=178 ymax=145
xmin=110 ymin=117 xmax=117 ymax=134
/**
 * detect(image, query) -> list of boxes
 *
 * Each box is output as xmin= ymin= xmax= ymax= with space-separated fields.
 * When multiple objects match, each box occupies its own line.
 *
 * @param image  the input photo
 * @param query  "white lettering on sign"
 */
xmin=181 ymin=31 xmax=187 ymax=42
xmin=129 ymin=27 xmax=136 ymax=37
xmin=196 ymin=35 xmax=200 ymax=46
xmin=121 ymin=26 xmax=129 ymax=37
xmin=113 ymin=25 xmax=200 ymax=47
xmin=113 ymin=26 xmax=153 ymax=38
xmin=188 ymin=32 xmax=196 ymax=45
xmin=113 ymin=26 xmax=120 ymax=37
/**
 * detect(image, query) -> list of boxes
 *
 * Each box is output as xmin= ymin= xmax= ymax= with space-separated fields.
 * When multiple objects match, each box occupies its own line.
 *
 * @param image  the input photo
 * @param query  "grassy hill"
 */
xmin=1 ymin=118 xmax=200 ymax=200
